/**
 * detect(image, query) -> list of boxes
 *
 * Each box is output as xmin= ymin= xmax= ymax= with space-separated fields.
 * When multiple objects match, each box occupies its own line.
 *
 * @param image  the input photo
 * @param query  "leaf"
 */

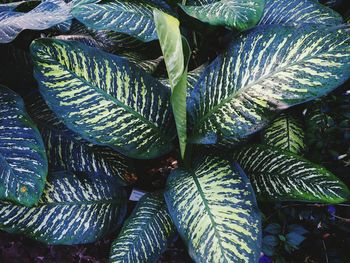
xmin=54 ymin=34 xmax=163 ymax=74
xmin=0 ymin=171 xmax=127 ymax=245
xmin=110 ymin=192 xmax=175 ymax=263
xmin=232 ymin=144 xmax=350 ymax=203
xmin=285 ymin=232 xmax=306 ymax=247
xmin=179 ymin=0 xmax=265 ymax=30
xmin=187 ymin=25 xmax=350 ymax=146
xmin=0 ymin=85 xmax=48 ymax=206
xmin=31 ymin=38 xmax=176 ymax=159
xmin=0 ymin=0 xmax=72 ymax=43
xmin=72 ymin=0 xmax=173 ymax=42
xmin=287 ymin=224 xmax=308 ymax=236
xmin=26 ymin=93 xmax=137 ymax=185
xmin=264 ymin=223 xmax=281 ymax=235
xmin=165 ymin=155 xmax=261 ymax=262
xmin=263 ymin=235 xmax=279 ymax=247
xmin=154 ymin=10 xmax=190 ymax=159
xmin=259 ymin=0 xmax=343 ymax=26
xmin=263 ymin=113 xmax=305 ymax=154
xmin=154 ymin=10 xmax=185 ymax=89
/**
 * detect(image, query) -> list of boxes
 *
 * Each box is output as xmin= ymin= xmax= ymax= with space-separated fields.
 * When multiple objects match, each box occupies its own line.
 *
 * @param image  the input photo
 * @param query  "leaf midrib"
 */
xmin=190 ymin=169 xmax=230 ymax=262
xmin=192 ymin=47 xmax=345 ymax=134
xmin=39 ymin=199 xmax=124 ymax=206
xmin=48 ymin=57 xmax=172 ymax=144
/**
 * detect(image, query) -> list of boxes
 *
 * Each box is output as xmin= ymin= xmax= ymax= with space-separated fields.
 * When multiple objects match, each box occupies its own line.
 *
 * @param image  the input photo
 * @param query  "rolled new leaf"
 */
xmin=165 ymin=155 xmax=261 ymax=262
xmin=27 ymin=93 xmax=137 ymax=185
xmin=31 ymin=38 xmax=176 ymax=159
xmin=259 ymin=0 xmax=343 ymax=26
xmin=0 ymin=171 xmax=127 ymax=245
xmin=232 ymin=144 xmax=350 ymax=203
xmin=188 ymin=25 xmax=350 ymax=146
xmin=154 ymin=10 xmax=190 ymax=159
xmin=263 ymin=113 xmax=305 ymax=154
xmin=110 ymin=192 xmax=175 ymax=263
xmin=0 ymin=0 xmax=72 ymax=43
xmin=72 ymin=0 xmax=173 ymax=42
xmin=180 ymin=0 xmax=265 ymax=30
xmin=0 ymin=85 xmax=47 ymax=206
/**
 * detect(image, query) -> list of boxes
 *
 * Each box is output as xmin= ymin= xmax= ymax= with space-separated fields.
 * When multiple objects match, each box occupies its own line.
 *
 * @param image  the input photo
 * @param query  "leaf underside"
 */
xmin=72 ymin=0 xmax=173 ymax=42
xmin=0 ymin=0 xmax=72 ymax=43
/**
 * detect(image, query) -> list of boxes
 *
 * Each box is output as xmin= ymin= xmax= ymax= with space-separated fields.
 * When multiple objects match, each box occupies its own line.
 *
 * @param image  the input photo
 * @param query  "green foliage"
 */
xmin=30 ymin=38 xmax=176 ymax=159
xmin=72 ymin=0 xmax=173 ymax=42
xmin=0 ymin=171 xmax=127 ymax=244
xmin=263 ymin=113 xmax=305 ymax=154
xmin=232 ymin=144 xmax=350 ymax=203
xmin=165 ymin=155 xmax=261 ymax=262
xmin=0 ymin=0 xmax=349 ymax=261
xmin=154 ymin=10 xmax=190 ymax=159
xmin=110 ymin=192 xmax=175 ymax=263
xmin=180 ymin=0 xmax=265 ymax=30
xmin=0 ymin=85 xmax=48 ymax=206
xmin=187 ymin=25 xmax=350 ymax=146
xmin=262 ymin=223 xmax=308 ymax=257
xmin=0 ymin=0 xmax=72 ymax=43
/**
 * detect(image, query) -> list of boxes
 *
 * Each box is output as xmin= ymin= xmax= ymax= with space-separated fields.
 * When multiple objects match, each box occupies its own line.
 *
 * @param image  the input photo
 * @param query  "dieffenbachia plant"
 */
xmin=0 ymin=0 xmax=350 ymax=262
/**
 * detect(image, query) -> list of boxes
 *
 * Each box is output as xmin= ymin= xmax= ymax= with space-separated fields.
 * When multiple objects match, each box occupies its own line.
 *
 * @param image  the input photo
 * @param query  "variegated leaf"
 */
xmin=188 ymin=25 xmax=350 ymax=146
xmin=179 ymin=0 xmax=265 ymax=30
xmin=54 ymin=34 xmax=163 ymax=74
xmin=232 ymin=144 xmax=350 ymax=203
xmin=72 ymin=0 xmax=173 ymax=42
xmin=110 ymin=192 xmax=175 ymax=263
xmin=0 ymin=171 xmax=127 ymax=244
xmin=0 ymin=0 xmax=72 ymax=43
xmin=263 ymin=113 xmax=305 ymax=154
xmin=165 ymin=155 xmax=261 ymax=262
xmin=259 ymin=0 xmax=343 ymax=26
xmin=31 ymin=39 xmax=176 ymax=159
xmin=26 ymin=93 xmax=137 ymax=185
xmin=0 ymin=85 xmax=47 ymax=206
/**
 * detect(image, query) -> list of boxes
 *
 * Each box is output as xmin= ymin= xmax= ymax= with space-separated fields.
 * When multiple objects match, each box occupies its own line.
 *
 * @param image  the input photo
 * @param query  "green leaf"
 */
xmin=110 ymin=192 xmax=175 ymax=263
xmin=188 ymin=25 xmax=350 ymax=146
xmin=285 ymin=232 xmax=305 ymax=247
xmin=264 ymin=223 xmax=281 ymax=235
xmin=0 ymin=0 xmax=72 ymax=43
xmin=259 ymin=0 xmax=343 ymax=26
xmin=263 ymin=113 xmax=305 ymax=154
xmin=165 ymin=155 xmax=261 ymax=262
xmin=0 ymin=171 xmax=127 ymax=245
xmin=0 ymin=85 xmax=48 ymax=206
xmin=154 ymin=10 xmax=190 ymax=159
xmin=72 ymin=0 xmax=173 ymax=42
xmin=154 ymin=10 xmax=185 ymax=89
xmin=179 ymin=0 xmax=265 ymax=30
xmin=263 ymin=235 xmax=279 ymax=247
xmin=232 ymin=144 xmax=350 ymax=203
xmin=27 ymin=93 xmax=137 ymax=185
xmin=31 ymin=38 xmax=176 ymax=159
xmin=54 ymin=34 xmax=162 ymax=74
